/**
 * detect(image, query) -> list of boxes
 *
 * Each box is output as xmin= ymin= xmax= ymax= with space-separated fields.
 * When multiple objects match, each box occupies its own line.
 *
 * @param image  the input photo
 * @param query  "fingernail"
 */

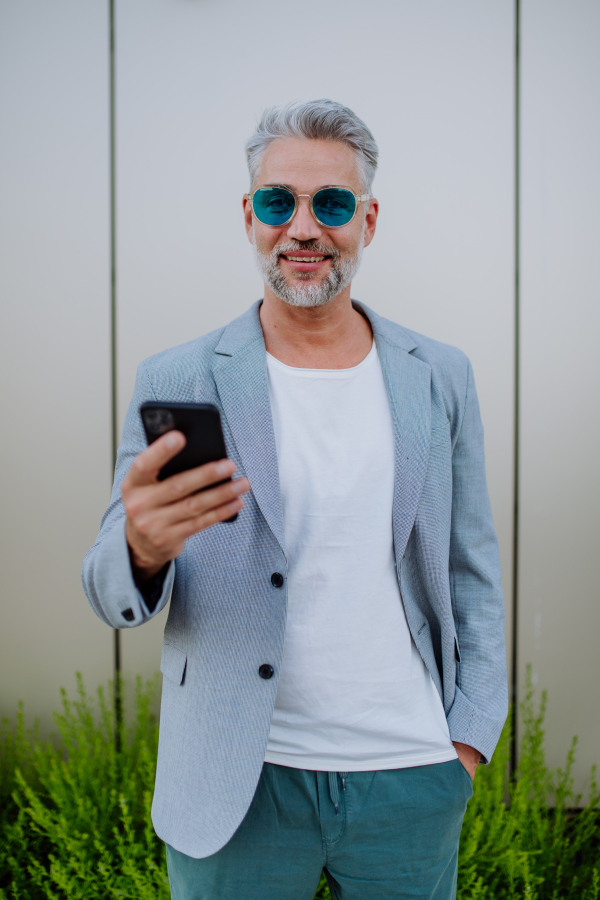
xmin=216 ymin=460 xmax=232 ymax=476
xmin=165 ymin=432 xmax=180 ymax=448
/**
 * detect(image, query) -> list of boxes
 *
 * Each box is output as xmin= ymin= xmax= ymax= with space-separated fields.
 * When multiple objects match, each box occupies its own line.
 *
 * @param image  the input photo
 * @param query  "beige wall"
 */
xmin=519 ymin=0 xmax=600 ymax=791
xmin=0 ymin=0 xmax=597 ymax=790
xmin=0 ymin=1 xmax=113 ymax=730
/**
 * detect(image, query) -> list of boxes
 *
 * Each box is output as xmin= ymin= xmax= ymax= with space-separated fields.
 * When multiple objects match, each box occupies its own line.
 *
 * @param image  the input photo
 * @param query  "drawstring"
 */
xmin=328 ymin=772 xmax=347 ymax=815
xmin=328 ymin=772 xmax=340 ymax=813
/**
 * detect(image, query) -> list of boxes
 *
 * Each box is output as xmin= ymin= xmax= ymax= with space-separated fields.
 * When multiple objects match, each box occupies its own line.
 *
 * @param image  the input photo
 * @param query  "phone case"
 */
xmin=139 ymin=401 xmax=237 ymax=522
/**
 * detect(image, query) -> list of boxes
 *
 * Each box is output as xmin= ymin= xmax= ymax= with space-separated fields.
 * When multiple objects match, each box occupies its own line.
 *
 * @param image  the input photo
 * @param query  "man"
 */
xmin=83 ymin=99 xmax=507 ymax=900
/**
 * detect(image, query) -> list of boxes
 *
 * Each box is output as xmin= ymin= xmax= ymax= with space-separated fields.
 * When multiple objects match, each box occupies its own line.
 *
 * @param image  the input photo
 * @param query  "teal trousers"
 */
xmin=166 ymin=758 xmax=473 ymax=900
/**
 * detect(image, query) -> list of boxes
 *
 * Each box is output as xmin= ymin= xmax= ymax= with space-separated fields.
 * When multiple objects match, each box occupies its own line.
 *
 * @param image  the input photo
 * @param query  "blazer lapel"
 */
xmin=211 ymin=302 xmax=286 ymax=556
xmin=357 ymin=303 xmax=432 ymax=567
xmin=210 ymin=300 xmax=431 ymax=565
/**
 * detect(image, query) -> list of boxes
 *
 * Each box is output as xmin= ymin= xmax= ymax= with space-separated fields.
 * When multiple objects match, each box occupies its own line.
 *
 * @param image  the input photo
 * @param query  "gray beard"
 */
xmin=252 ymin=231 xmax=364 ymax=308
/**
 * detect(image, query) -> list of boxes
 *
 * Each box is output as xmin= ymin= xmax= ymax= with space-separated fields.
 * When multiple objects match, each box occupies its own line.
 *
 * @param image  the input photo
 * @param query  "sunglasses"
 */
xmin=247 ymin=186 xmax=370 ymax=228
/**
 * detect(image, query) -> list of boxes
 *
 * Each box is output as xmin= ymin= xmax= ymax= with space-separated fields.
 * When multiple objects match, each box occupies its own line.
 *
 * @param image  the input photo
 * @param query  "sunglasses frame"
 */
xmin=246 ymin=185 xmax=371 ymax=228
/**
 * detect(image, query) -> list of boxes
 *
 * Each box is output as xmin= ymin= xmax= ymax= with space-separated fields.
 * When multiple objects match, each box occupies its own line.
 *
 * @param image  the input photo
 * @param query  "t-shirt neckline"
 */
xmin=266 ymin=341 xmax=377 ymax=377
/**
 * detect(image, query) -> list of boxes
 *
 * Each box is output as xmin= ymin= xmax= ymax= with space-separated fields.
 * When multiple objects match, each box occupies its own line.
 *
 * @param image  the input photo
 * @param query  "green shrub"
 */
xmin=1 ymin=670 xmax=598 ymax=899
xmin=455 ymin=674 xmax=600 ymax=900
xmin=0 ymin=675 xmax=168 ymax=900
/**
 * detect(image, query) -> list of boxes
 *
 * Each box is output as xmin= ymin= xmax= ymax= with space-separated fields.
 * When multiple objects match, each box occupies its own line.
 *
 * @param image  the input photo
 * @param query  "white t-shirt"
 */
xmin=264 ymin=342 xmax=457 ymax=772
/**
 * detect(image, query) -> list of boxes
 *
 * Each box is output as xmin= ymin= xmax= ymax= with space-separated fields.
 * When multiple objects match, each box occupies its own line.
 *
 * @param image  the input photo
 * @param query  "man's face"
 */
xmin=244 ymin=138 xmax=378 ymax=308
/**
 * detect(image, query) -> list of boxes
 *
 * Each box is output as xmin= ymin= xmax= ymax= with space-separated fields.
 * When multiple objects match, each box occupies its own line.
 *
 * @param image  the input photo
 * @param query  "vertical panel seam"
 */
xmin=109 ymin=0 xmax=122 ymax=740
xmin=511 ymin=0 xmax=521 ymax=777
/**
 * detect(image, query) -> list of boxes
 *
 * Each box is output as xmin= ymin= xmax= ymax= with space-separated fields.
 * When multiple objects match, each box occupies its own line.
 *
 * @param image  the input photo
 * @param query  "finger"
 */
xmin=133 ymin=492 xmax=244 ymax=555
xmin=170 ymin=496 xmax=245 ymax=541
xmin=155 ymin=476 xmax=250 ymax=528
xmin=125 ymin=431 xmax=186 ymax=488
xmin=152 ymin=458 xmax=240 ymax=505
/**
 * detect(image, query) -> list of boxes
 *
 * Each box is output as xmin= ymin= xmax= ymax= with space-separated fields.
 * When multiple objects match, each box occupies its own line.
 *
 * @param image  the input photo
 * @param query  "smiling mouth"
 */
xmin=281 ymin=254 xmax=331 ymax=262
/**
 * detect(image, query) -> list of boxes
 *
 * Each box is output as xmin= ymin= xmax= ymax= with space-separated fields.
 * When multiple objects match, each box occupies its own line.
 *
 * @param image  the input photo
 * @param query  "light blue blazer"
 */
xmin=82 ymin=300 xmax=507 ymax=859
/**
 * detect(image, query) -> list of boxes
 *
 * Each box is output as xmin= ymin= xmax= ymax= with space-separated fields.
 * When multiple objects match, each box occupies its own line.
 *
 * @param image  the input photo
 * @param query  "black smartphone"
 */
xmin=139 ymin=401 xmax=238 ymax=522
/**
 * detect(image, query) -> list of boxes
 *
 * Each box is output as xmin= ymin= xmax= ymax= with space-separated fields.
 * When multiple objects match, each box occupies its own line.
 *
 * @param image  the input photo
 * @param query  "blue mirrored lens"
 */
xmin=313 ymin=189 xmax=356 ymax=226
xmin=252 ymin=188 xmax=295 ymax=226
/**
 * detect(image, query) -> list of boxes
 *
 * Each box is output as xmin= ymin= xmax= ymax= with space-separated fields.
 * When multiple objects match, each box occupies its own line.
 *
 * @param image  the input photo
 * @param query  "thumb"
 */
xmin=127 ymin=430 xmax=186 ymax=486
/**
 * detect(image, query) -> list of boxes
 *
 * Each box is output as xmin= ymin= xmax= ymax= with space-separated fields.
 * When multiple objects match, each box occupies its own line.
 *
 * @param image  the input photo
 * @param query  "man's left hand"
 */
xmin=452 ymin=741 xmax=481 ymax=780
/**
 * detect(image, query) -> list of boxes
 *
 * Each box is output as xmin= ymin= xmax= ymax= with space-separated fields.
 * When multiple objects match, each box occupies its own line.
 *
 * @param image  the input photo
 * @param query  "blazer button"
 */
xmin=258 ymin=664 xmax=274 ymax=680
xmin=271 ymin=572 xmax=284 ymax=588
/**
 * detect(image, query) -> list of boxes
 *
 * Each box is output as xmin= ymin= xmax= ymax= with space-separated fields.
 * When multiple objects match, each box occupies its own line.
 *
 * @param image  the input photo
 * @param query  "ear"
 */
xmin=243 ymin=195 xmax=254 ymax=243
xmin=362 ymin=197 xmax=379 ymax=249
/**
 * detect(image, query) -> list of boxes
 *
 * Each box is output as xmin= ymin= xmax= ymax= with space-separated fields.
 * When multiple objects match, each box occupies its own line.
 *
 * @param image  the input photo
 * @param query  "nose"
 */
xmin=287 ymin=196 xmax=322 ymax=242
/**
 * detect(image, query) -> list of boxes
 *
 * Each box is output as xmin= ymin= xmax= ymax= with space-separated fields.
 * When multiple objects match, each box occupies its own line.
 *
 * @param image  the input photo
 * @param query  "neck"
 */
xmin=259 ymin=285 xmax=373 ymax=369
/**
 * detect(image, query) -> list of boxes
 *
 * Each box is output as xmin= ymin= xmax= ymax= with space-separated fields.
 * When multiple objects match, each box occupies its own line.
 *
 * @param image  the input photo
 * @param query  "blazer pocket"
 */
xmin=454 ymin=635 xmax=462 ymax=662
xmin=160 ymin=640 xmax=187 ymax=686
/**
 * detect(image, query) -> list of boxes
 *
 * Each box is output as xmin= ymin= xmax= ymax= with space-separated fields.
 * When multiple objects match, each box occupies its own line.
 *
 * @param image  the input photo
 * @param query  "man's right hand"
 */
xmin=122 ymin=430 xmax=250 ymax=583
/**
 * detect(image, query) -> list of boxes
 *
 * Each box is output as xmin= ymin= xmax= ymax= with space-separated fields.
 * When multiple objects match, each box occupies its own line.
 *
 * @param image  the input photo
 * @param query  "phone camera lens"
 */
xmin=144 ymin=408 xmax=175 ymax=435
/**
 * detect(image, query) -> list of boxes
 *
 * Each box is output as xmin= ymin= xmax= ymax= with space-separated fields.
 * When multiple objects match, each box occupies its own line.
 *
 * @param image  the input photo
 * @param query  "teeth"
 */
xmin=285 ymin=256 xmax=326 ymax=262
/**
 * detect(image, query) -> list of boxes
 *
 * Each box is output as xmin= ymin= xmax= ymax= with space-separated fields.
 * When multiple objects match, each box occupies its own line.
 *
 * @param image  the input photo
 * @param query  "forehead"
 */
xmin=257 ymin=137 xmax=361 ymax=191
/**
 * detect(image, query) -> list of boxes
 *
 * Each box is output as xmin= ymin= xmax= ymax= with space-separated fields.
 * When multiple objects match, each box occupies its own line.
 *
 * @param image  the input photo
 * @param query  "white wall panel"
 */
xmin=0 ymin=2 xmax=113 ymax=731
xmin=115 ymin=1 xmax=514 ymax=690
xmin=520 ymin=0 xmax=600 ymax=790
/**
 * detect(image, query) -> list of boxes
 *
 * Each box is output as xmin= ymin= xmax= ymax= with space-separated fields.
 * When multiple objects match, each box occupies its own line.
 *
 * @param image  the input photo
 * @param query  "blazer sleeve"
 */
xmin=81 ymin=362 xmax=175 ymax=629
xmin=445 ymin=359 xmax=509 ymax=763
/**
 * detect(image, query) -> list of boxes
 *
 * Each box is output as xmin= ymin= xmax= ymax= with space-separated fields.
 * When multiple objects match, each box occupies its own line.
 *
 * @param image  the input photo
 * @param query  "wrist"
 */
xmin=132 ymin=562 xmax=164 ymax=584
xmin=452 ymin=741 xmax=481 ymax=776
xmin=126 ymin=543 xmax=165 ymax=583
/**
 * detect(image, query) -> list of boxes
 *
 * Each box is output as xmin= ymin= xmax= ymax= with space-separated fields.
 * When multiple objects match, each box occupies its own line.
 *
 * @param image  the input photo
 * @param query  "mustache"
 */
xmin=274 ymin=240 xmax=340 ymax=259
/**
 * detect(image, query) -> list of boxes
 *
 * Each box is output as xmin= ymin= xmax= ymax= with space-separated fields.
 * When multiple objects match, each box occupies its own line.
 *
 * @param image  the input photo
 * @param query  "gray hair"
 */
xmin=245 ymin=99 xmax=378 ymax=193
